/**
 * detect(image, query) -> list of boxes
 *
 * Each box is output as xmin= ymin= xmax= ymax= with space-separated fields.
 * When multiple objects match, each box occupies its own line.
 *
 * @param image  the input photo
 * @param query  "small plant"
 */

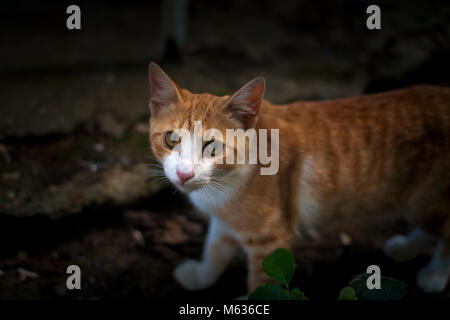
xmin=248 ymin=248 xmax=308 ymax=300
xmin=338 ymin=286 xmax=358 ymax=300
xmin=249 ymin=248 xmax=408 ymax=300
xmin=346 ymin=273 xmax=407 ymax=300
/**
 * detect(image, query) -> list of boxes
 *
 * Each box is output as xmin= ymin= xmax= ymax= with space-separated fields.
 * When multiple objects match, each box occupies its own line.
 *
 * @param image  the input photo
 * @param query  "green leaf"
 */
xmin=290 ymin=287 xmax=309 ymax=300
xmin=262 ymin=248 xmax=295 ymax=288
xmin=338 ymin=286 xmax=358 ymax=300
xmin=349 ymin=273 xmax=408 ymax=300
xmin=248 ymin=284 xmax=292 ymax=300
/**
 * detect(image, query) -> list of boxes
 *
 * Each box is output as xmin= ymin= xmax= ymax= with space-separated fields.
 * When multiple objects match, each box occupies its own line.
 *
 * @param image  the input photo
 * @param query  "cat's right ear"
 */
xmin=148 ymin=62 xmax=182 ymax=117
xmin=224 ymin=77 xmax=265 ymax=129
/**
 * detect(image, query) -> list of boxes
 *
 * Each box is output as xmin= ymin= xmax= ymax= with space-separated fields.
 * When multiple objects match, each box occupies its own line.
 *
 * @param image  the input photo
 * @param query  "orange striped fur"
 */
xmin=148 ymin=63 xmax=450 ymax=295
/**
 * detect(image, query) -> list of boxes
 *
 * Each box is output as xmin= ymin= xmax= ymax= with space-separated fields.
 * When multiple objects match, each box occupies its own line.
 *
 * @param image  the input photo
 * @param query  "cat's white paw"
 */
xmin=417 ymin=266 xmax=449 ymax=293
xmin=383 ymin=235 xmax=413 ymax=262
xmin=174 ymin=260 xmax=213 ymax=291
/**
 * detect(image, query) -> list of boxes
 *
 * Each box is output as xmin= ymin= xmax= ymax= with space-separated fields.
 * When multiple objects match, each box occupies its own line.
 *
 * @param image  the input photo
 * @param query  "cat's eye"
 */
xmin=203 ymin=139 xmax=223 ymax=158
xmin=202 ymin=139 xmax=214 ymax=156
xmin=164 ymin=131 xmax=180 ymax=149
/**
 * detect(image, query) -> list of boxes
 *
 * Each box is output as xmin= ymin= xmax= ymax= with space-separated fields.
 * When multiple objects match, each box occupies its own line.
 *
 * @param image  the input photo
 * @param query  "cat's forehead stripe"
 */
xmin=171 ymin=93 xmax=228 ymax=131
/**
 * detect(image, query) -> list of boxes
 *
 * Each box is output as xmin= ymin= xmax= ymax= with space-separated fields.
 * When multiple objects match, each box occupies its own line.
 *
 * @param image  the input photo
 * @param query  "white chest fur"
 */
xmin=188 ymin=166 xmax=253 ymax=215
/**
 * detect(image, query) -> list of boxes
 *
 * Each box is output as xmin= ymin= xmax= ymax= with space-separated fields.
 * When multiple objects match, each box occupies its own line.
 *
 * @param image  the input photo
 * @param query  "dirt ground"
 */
xmin=1 ymin=186 xmax=449 ymax=300
xmin=1 ymin=1 xmax=449 ymax=300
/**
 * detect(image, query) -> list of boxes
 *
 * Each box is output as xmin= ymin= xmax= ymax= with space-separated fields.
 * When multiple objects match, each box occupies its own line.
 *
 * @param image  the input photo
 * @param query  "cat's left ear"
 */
xmin=148 ymin=62 xmax=182 ymax=117
xmin=224 ymin=77 xmax=265 ymax=129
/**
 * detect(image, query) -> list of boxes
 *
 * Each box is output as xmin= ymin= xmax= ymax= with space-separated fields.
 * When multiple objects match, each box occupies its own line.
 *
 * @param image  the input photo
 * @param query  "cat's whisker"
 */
xmin=146 ymin=166 xmax=164 ymax=173
xmin=211 ymin=176 xmax=249 ymax=195
xmin=146 ymin=170 xmax=166 ymax=177
xmin=202 ymin=187 xmax=218 ymax=210
xmin=207 ymin=181 xmax=244 ymax=212
xmin=144 ymin=153 xmax=163 ymax=163
xmin=207 ymin=183 xmax=228 ymax=202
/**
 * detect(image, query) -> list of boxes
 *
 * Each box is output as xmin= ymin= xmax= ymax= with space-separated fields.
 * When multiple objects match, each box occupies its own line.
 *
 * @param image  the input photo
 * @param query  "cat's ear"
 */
xmin=224 ymin=77 xmax=265 ymax=129
xmin=148 ymin=62 xmax=182 ymax=117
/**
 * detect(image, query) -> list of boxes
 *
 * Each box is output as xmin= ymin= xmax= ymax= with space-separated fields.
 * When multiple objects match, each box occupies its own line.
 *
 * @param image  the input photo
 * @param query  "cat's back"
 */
xmin=261 ymin=85 xmax=450 ymax=151
xmin=276 ymin=85 xmax=450 ymax=127
xmin=262 ymin=85 xmax=450 ymax=221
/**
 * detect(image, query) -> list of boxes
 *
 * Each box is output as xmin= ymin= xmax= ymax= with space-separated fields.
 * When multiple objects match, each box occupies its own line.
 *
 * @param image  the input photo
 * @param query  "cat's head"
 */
xmin=148 ymin=62 xmax=265 ymax=193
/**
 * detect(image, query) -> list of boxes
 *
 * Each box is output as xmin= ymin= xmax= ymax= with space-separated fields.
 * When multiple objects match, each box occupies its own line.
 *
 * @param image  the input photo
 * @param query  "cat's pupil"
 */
xmin=203 ymin=139 xmax=216 ymax=157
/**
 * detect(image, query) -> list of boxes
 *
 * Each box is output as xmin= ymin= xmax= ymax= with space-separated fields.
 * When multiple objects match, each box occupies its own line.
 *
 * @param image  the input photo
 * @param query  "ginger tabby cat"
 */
xmin=147 ymin=62 xmax=450 ymax=296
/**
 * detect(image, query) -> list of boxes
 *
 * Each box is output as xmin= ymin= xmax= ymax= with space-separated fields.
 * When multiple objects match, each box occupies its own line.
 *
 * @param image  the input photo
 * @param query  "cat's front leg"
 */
xmin=243 ymin=235 xmax=292 ymax=293
xmin=246 ymin=250 xmax=278 ymax=292
xmin=174 ymin=216 xmax=238 ymax=291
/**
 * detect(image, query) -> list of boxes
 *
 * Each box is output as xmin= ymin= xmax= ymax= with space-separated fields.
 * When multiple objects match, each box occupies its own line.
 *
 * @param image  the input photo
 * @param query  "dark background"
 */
xmin=0 ymin=0 xmax=449 ymax=299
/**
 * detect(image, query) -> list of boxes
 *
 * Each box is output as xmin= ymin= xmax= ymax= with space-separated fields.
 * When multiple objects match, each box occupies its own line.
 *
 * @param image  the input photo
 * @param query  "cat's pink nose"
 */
xmin=176 ymin=170 xmax=194 ymax=184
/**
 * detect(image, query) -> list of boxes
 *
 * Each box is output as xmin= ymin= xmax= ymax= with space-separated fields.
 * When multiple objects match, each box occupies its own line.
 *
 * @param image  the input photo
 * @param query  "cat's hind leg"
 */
xmin=174 ymin=216 xmax=238 ymax=291
xmin=417 ymin=240 xmax=450 ymax=293
xmin=383 ymin=228 xmax=435 ymax=262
